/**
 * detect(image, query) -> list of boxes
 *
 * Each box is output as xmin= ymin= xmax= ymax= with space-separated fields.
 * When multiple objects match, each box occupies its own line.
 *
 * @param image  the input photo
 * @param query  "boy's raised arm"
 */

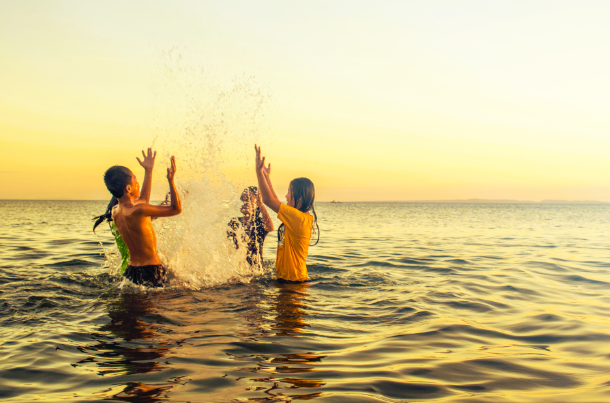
xmin=137 ymin=156 xmax=182 ymax=217
xmin=255 ymin=145 xmax=281 ymax=213
xmin=136 ymin=148 xmax=156 ymax=203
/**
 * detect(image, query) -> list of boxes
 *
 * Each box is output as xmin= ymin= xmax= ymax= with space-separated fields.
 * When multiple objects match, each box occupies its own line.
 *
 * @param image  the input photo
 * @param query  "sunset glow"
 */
xmin=1 ymin=1 xmax=609 ymax=201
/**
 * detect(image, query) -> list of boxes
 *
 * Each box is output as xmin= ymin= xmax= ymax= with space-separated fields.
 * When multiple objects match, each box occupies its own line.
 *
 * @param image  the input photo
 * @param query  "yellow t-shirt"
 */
xmin=276 ymin=203 xmax=313 ymax=282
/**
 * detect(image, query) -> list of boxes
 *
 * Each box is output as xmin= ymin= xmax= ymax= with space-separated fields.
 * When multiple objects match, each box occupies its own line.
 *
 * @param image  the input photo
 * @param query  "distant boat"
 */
xmin=330 ymin=200 xmax=341 ymax=203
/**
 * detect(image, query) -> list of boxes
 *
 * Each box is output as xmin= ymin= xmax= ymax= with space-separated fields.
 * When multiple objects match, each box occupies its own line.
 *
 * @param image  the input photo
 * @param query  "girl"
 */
xmin=255 ymin=145 xmax=319 ymax=283
xmin=227 ymin=186 xmax=274 ymax=266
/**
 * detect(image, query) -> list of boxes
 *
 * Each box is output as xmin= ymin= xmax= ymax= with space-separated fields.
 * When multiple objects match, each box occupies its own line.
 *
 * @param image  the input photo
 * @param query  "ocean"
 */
xmin=2 ymin=200 xmax=610 ymax=402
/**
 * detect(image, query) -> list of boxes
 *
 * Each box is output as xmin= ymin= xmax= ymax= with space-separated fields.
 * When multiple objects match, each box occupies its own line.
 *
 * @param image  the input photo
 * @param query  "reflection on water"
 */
xmin=76 ymin=292 xmax=182 ymax=402
xmin=2 ymin=201 xmax=610 ymax=402
xmin=272 ymin=284 xmax=325 ymax=399
xmin=274 ymin=283 xmax=311 ymax=338
xmin=234 ymin=282 xmax=326 ymax=401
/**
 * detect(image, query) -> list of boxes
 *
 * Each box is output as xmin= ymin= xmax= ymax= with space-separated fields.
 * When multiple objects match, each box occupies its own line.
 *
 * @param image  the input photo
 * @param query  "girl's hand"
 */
xmin=137 ymin=148 xmax=156 ymax=171
xmin=262 ymin=162 xmax=271 ymax=176
xmin=160 ymin=192 xmax=171 ymax=206
xmin=167 ymin=156 xmax=177 ymax=181
xmin=255 ymin=144 xmax=266 ymax=172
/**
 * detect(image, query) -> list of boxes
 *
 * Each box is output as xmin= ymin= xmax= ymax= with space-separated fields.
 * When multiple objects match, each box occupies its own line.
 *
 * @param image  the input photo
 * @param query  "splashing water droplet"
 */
xmin=146 ymin=51 xmax=273 ymax=288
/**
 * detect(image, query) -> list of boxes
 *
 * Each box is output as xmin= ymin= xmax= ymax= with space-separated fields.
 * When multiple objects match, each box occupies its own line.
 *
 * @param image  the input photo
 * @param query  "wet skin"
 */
xmin=112 ymin=179 xmax=161 ymax=266
xmin=112 ymin=150 xmax=181 ymax=267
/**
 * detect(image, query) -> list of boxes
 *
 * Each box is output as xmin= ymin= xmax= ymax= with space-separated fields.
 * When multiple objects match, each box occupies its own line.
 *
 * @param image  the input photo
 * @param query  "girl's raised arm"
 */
xmin=257 ymin=164 xmax=275 ymax=232
xmin=256 ymin=193 xmax=275 ymax=232
xmin=255 ymin=145 xmax=281 ymax=213
xmin=262 ymin=163 xmax=277 ymax=200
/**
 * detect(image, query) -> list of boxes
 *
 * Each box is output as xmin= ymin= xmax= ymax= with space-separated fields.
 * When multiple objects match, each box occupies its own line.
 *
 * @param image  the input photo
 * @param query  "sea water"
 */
xmin=2 ymin=200 xmax=610 ymax=402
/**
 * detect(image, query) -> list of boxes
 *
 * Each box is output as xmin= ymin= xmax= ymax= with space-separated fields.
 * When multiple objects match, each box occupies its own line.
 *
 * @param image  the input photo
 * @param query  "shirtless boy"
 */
xmin=103 ymin=148 xmax=182 ymax=287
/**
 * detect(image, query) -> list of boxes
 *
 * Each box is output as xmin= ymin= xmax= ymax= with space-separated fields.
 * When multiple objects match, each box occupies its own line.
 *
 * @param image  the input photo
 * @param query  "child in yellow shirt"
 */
xmin=255 ymin=145 xmax=319 ymax=282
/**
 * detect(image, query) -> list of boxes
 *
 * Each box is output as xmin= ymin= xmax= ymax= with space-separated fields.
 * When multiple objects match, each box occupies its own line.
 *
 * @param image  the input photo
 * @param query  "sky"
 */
xmin=1 ymin=0 xmax=609 ymax=201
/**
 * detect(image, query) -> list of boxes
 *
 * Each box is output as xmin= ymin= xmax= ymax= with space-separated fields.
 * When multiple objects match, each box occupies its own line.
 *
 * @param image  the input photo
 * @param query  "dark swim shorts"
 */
xmin=124 ymin=265 xmax=167 ymax=287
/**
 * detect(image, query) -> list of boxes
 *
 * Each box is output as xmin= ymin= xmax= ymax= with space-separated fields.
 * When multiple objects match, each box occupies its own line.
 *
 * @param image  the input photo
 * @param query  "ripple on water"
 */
xmin=3 ymin=201 xmax=610 ymax=402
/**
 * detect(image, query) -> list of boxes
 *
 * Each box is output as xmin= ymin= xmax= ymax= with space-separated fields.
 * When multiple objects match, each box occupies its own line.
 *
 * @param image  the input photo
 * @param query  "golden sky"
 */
xmin=1 ymin=1 xmax=609 ymax=201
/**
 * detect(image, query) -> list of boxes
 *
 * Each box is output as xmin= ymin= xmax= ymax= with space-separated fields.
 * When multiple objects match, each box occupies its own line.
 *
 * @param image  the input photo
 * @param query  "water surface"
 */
xmin=2 ymin=201 xmax=610 ymax=402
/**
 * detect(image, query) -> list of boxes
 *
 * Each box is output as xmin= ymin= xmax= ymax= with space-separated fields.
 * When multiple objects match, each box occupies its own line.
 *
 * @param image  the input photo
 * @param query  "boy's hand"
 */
xmin=262 ymin=162 xmax=271 ymax=177
xmin=255 ymin=144 xmax=266 ymax=173
xmin=137 ymin=148 xmax=156 ymax=171
xmin=167 ymin=156 xmax=177 ymax=181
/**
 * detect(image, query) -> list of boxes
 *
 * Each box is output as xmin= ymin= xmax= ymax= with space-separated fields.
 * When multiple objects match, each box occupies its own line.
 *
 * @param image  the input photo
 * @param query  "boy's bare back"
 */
xmin=112 ymin=202 xmax=162 ymax=266
xmin=103 ymin=150 xmax=181 ymax=279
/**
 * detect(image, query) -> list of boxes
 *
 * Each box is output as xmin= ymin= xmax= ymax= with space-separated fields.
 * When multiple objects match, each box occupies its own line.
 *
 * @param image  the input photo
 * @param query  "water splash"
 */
xmin=148 ymin=48 xmax=273 ymax=288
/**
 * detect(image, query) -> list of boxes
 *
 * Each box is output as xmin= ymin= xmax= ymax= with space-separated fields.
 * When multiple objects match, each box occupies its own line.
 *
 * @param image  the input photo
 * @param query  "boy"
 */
xmin=103 ymin=148 xmax=182 ymax=287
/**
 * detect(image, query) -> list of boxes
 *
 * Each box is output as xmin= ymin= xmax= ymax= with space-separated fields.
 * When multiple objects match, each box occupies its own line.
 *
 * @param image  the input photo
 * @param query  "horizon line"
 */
xmin=1 ymin=198 xmax=609 ymax=204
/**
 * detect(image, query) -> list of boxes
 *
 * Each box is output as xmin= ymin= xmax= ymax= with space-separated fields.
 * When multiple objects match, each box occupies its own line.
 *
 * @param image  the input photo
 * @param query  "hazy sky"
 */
xmin=1 ymin=1 xmax=609 ymax=201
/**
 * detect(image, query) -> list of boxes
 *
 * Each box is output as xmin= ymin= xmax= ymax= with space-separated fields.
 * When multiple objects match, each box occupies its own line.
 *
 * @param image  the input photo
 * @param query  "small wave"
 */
xmin=450 ymin=383 xmax=487 ymax=391
xmin=466 ymin=359 xmax=580 ymax=388
xmin=308 ymin=264 xmax=346 ymax=273
xmin=477 ymin=255 xmax=504 ymax=260
xmin=47 ymin=259 xmax=94 ymax=267
xmin=314 ymin=255 xmax=344 ymax=261
xmin=501 ymin=285 xmax=541 ymax=295
xmin=563 ymin=274 xmax=609 ymax=285
xmin=13 ymin=246 xmax=35 ymax=251
xmin=334 ymin=379 xmax=447 ymax=399
xmin=530 ymin=313 xmax=563 ymax=322
xmin=423 ymin=267 xmax=455 ymax=274
xmin=445 ymin=300 xmax=495 ymax=313
xmin=406 ymin=324 xmax=610 ymax=345
xmin=48 ymin=272 xmax=120 ymax=289
xmin=525 ymin=261 xmax=573 ymax=273
xmin=395 ymin=257 xmax=433 ymax=264
xmin=353 ymin=260 xmax=401 ymax=268
xmin=21 ymin=296 xmax=60 ymax=310
xmin=7 ymin=251 xmax=50 ymax=260
xmin=445 ymin=258 xmax=470 ymax=264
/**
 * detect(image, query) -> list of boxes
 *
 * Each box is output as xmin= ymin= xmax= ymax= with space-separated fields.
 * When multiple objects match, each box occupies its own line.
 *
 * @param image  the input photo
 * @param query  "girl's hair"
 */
xmin=245 ymin=186 xmax=262 ymax=223
xmin=93 ymin=196 xmax=118 ymax=232
xmin=277 ymin=177 xmax=320 ymax=246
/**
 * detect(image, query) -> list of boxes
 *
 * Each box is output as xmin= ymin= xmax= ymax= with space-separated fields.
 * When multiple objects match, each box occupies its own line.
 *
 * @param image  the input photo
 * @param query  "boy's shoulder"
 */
xmin=114 ymin=200 xmax=149 ymax=218
xmin=130 ymin=201 xmax=155 ymax=216
xmin=111 ymin=203 xmax=121 ymax=219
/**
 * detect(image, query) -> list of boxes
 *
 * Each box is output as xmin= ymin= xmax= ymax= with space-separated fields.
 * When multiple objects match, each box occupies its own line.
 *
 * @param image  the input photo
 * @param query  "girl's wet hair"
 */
xmin=244 ymin=186 xmax=262 ymax=222
xmin=278 ymin=177 xmax=320 ymax=246
xmin=246 ymin=186 xmax=259 ymax=198
xmin=93 ymin=196 xmax=118 ymax=232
